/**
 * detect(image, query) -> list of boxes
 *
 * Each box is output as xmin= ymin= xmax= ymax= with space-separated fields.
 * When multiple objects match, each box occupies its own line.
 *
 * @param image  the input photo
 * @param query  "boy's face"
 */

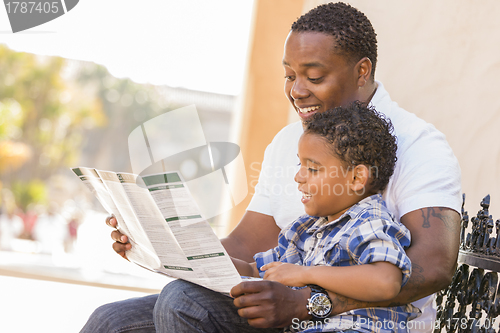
xmin=295 ymin=132 xmax=359 ymax=222
xmin=283 ymin=31 xmax=362 ymax=123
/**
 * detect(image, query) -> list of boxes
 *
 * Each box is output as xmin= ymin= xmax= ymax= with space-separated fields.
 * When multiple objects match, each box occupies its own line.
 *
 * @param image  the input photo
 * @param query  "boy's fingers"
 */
xmin=261 ymin=262 xmax=281 ymax=271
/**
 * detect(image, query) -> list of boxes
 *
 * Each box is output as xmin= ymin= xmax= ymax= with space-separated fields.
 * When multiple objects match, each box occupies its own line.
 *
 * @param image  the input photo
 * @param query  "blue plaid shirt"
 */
xmin=254 ymin=194 xmax=419 ymax=333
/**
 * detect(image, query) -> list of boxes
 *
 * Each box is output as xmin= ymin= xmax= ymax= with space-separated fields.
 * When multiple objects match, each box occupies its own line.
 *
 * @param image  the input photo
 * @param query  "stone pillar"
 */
xmin=226 ymin=0 xmax=305 ymax=233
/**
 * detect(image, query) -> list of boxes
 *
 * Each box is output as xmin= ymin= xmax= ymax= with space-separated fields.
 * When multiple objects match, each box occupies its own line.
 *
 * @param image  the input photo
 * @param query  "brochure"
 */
xmin=72 ymin=167 xmax=242 ymax=294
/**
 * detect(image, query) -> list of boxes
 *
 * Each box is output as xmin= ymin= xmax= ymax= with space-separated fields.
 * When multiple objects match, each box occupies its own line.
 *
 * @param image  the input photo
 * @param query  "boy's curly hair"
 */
xmin=291 ymin=2 xmax=378 ymax=80
xmin=304 ymin=101 xmax=397 ymax=192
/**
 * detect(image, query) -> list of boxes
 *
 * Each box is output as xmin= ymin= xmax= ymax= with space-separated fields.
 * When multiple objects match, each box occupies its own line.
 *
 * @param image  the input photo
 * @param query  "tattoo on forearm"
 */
xmin=404 ymin=263 xmax=425 ymax=302
xmin=387 ymin=264 xmax=426 ymax=307
xmin=419 ymin=207 xmax=459 ymax=231
xmin=331 ymin=294 xmax=368 ymax=314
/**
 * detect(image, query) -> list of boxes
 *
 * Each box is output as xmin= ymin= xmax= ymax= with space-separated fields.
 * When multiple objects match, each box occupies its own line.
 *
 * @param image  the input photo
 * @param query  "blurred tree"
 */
xmin=0 ymin=45 xmax=106 ymax=210
xmin=0 ymin=45 xmax=179 ymax=211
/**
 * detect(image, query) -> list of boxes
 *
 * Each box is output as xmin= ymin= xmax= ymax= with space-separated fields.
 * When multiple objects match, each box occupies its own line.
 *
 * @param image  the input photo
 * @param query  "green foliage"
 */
xmin=0 ymin=98 xmax=23 ymax=140
xmin=11 ymin=179 xmax=47 ymax=211
xmin=0 ymin=45 xmax=107 ymax=210
xmin=0 ymin=44 xmax=174 ymax=211
xmin=0 ymin=45 xmax=107 ymax=179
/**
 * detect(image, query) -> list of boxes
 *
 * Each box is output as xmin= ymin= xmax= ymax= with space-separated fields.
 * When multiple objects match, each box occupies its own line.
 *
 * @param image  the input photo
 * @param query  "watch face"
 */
xmin=309 ymin=293 xmax=332 ymax=318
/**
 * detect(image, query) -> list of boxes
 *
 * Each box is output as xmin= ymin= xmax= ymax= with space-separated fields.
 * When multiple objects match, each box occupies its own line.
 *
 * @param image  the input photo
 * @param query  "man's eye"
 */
xmin=285 ymin=75 xmax=295 ymax=81
xmin=308 ymin=168 xmax=318 ymax=173
xmin=308 ymin=77 xmax=323 ymax=83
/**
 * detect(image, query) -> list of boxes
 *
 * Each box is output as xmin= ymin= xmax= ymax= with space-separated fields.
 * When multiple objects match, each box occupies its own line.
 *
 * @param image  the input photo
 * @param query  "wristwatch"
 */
xmin=306 ymin=285 xmax=332 ymax=321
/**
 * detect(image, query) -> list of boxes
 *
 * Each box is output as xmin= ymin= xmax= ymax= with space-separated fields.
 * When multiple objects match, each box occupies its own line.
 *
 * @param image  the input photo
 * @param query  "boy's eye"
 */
xmin=285 ymin=75 xmax=295 ymax=81
xmin=308 ymin=168 xmax=318 ymax=173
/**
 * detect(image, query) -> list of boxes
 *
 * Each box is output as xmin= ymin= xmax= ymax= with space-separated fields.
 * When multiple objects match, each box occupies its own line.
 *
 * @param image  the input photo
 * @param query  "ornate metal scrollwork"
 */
xmin=435 ymin=195 xmax=500 ymax=333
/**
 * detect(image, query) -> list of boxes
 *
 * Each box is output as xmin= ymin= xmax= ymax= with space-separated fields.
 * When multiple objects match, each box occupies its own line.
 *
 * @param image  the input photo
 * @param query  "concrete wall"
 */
xmin=227 ymin=0 xmax=305 ymax=231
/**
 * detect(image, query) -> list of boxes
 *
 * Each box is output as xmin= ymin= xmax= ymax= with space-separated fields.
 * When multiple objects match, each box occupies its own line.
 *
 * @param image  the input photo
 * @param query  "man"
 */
xmin=82 ymin=2 xmax=461 ymax=332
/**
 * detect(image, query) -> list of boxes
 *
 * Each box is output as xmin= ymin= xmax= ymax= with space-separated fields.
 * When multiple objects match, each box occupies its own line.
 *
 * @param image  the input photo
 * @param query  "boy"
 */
xmin=232 ymin=102 xmax=419 ymax=333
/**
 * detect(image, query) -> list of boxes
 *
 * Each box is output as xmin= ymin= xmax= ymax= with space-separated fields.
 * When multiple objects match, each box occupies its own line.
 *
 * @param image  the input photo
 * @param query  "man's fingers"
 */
xmin=231 ymin=280 xmax=270 ymax=298
xmin=106 ymin=214 xmax=130 ymax=260
xmin=105 ymin=215 xmax=117 ymax=228
xmin=233 ymin=291 xmax=267 ymax=309
xmin=112 ymin=241 xmax=131 ymax=259
xmin=111 ymin=230 xmax=128 ymax=243
xmin=246 ymin=317 xmax=276 ymax=328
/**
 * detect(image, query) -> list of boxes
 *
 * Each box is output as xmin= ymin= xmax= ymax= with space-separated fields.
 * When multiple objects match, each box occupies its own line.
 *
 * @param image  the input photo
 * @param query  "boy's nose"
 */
xmin=294 ymin=168 xmax=305 ymax=183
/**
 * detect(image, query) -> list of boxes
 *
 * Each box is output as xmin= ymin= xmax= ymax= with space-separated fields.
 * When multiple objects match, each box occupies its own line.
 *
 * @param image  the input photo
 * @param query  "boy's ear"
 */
xmin=350 ymin=165 xmax=369 ymax=192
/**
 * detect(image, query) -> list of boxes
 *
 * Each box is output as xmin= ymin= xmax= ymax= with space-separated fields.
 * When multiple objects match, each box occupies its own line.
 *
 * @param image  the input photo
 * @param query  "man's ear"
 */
xmin=350 ymin=164 xmax=369 ymax=192
xmin=355 ymin=57 xmax=372 ymax=87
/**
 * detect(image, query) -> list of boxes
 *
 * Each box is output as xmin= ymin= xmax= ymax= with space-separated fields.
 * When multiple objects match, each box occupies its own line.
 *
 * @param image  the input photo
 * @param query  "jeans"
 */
xmin=80 ymin=293 xmax=158 ymax=333
xmin=81 ymin=279 xmax=283 ymax=333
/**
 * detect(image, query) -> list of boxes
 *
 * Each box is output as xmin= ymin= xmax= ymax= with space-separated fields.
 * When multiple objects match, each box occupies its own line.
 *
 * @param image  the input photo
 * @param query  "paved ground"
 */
xmin=0 ymin=275 xmax=153 ymax=333
xmin=0 ymin=210 xmax=175 ymax=332
xmin=0 ymin=249 xmax=170 ymax=333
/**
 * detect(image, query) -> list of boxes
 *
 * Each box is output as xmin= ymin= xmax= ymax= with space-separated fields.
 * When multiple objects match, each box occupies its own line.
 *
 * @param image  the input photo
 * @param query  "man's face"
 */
xmin=283 ymin=31 xmax=362 ymax=122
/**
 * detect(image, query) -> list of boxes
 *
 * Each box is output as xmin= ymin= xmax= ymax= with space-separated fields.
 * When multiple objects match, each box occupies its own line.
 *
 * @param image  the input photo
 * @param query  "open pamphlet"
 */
xmin=72 ymin=167 xmax=244 ymax=294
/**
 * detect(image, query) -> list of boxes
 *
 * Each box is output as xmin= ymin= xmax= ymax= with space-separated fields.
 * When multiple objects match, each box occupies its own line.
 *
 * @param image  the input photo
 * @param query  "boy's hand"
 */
xmin=261 ymin=262 xmax=308 ymax=287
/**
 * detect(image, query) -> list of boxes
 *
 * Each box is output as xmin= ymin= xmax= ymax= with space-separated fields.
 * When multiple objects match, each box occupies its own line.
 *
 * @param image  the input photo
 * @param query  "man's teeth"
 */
xmin=299 ymin=106 xmax=320 ymax=114
xmin=303 ymin=193 xmax=312 ymax=198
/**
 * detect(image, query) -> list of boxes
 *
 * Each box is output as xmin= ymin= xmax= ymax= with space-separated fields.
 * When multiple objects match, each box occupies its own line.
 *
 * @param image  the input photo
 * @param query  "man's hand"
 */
xmin=106 ymin=215 xmax=131 ymax=260
xmin=231 ymin=280 xmax=311 ymax=328
xmin=262 ymin=262 xmax=308 ymax=287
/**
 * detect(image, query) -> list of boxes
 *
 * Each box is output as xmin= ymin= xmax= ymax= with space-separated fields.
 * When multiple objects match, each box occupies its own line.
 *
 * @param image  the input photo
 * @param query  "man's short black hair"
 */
xmin=291 ymin=2 xmax=378 ymax=79
xmin=304 ymin=101 xmax=397 ymax=192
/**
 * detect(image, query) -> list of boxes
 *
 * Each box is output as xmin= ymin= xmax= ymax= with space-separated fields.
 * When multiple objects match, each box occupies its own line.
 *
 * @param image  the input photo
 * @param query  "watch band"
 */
xmin=307 ymin=284 xmax=333 ymax=321
xmin=309 ymin=285 xmax=327 ymax=295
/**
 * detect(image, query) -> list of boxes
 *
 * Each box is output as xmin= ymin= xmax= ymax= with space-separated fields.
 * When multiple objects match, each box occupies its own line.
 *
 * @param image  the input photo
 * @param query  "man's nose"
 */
xmin=290 ymin=79 xmax=309 ymax=100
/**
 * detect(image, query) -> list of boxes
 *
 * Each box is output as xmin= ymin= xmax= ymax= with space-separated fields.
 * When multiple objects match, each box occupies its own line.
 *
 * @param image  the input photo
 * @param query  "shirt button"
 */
xmin=316 ymin=232 xmax=323 ymax=239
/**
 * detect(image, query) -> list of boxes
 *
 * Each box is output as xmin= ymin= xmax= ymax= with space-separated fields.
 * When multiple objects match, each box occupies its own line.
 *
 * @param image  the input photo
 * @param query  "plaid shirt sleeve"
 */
xmin=254 ymin=246 xmax=280 ymax=278
xmin=346 ymin=212 xmax=412 ymax=287
xmin=253 ymin=215 xmax=314 ymax=278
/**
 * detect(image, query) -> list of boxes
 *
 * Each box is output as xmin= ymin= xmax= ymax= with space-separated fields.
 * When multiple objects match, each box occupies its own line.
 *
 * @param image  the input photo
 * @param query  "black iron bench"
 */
xmin=434 ymin=194 xmax=500 ymax=333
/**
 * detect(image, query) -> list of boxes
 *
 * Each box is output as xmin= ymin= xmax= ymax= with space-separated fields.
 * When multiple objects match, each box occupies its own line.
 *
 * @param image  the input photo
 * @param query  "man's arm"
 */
xmin=326 ymin=206 xmax=461 ymax=314
xmin=221 ymin=210 xmax=281 ymax=262
xmin=390 ymin=207 xmax=461 ymax=300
